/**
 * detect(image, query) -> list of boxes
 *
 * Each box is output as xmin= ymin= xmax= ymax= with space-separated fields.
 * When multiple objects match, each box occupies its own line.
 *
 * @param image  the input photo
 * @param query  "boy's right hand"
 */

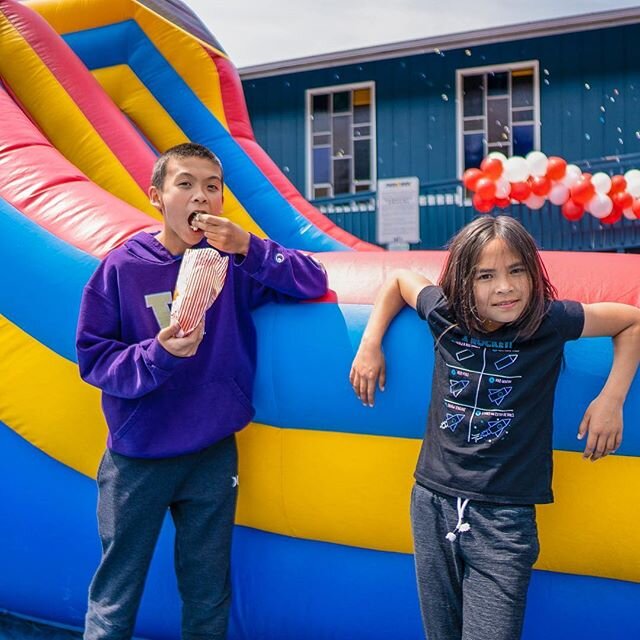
xmin=350 ymin=340 xmax=386 ymax=407
xmin=157 ymin=320 xmax=205 ymax=358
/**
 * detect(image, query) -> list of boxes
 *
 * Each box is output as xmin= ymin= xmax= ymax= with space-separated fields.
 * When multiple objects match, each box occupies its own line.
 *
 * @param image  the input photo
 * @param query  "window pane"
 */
xmin=333 ymin=158 xmax=351 ymax=194
xmin=313 ymin=133 xmax=331 ymax=145
xmin=355 ymin=183 xmax=371 ymax=192
xmin=354 ymin=104 xmax=371 ymax=124
xmin=488 ymin=98 xmax=509 ymax=144
xmin=513 ymin=125 xmax=534 ymax=157
xmin=463 ymin=74 xmax=484 ymax=117
xmin=464 ymin=133 xmax=484 ymax=171
xmin=464 ymin=118 xmax=484 ymax=132
xmin=354 ymin=125 xmax=370 ymax=137
xmin=487 ymin=71 xmax=508 ymax=96
xmin=314 ymin=186 xmax=331 ymax=198
xmin=312 ymin=94 xmax=330 ymax=132
xmin=354 ymin=139 xmax=371 ymax=181
xmin=333 ymin=91 xmax=350 ymax=113
xmin=313 ymin=147 xmax=330 ymax=184
xmin=512 ymin=70 xmax=534 ymax=108
xmin=512 ymin=109 xmax=534 ymax=123
xmin=333 ymin=115 xmax=351 ymax=156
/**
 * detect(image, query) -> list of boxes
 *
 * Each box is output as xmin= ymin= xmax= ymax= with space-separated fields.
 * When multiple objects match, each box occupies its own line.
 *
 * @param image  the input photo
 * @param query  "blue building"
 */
xmin=240 ymin=8 xmax=640 ymax=251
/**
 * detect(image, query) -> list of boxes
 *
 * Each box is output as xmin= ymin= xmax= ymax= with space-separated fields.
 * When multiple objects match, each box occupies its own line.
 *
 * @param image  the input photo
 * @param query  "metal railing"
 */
xmin=312 ymin=153 xmax=640 ymax=251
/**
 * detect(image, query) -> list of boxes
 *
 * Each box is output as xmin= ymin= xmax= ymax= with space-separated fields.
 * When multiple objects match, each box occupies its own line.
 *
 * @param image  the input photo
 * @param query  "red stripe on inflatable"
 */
xmin=211 ymin=52 xmax=381 ymax=252
xmin=2 ymin=0 xmax=155 ymax=192
xmin=0 ymin=87 xmax=159 ymax=258
xmin=314 ymin=251 xmax=640 ymax=306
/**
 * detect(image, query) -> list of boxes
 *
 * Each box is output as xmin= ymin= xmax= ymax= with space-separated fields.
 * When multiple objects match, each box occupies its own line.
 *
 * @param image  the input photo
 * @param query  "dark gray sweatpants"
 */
xmin=410 ymin=483 xmax=540 ymax=640
xmin=84 ymin=436 xmax=238 ymax=640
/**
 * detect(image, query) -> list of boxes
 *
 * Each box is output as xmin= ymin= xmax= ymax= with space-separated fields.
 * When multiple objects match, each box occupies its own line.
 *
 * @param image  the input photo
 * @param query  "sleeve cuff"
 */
xmin=234 ymin=233 xmax=268 ymax=275
xmin=146 ymin=337 xmax=184 ymax=372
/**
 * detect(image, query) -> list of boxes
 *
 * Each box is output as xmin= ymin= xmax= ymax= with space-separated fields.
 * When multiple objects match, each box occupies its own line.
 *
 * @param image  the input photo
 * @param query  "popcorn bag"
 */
xmin=171 ymin=248 xmax=229 ymax=336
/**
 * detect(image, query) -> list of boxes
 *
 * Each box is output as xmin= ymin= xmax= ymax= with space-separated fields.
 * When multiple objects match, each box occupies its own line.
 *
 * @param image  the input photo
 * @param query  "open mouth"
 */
xmin=493 ymin=300 xmax=518 ymax=308
xmin=188 ymin=211 xmax=205 ymax=230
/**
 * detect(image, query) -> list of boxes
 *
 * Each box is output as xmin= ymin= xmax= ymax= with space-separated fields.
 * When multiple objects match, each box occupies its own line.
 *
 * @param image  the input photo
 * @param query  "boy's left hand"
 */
xmin=577 ymin=393 xmax=623 ymax=461
xmin=196 ymin=214 xmax=250 ymax=255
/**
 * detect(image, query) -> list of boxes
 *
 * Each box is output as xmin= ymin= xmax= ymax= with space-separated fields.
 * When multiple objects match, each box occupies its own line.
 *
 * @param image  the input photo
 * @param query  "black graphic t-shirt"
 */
xmin=415 ymin=285 xmax=584 ymax=504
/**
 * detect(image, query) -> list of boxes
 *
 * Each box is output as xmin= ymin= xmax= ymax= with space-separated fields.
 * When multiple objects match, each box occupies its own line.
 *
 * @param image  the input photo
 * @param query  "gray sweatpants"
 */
xmin=410 ymin=483 xmax=540 ymax=640
xmin=84 ymin=436 xmax=238 ymax=640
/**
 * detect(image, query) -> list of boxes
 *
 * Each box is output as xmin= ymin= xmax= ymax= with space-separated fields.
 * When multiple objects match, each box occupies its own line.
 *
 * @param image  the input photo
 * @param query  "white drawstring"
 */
xmin=445 ymin=497 xmax=471 ymax=542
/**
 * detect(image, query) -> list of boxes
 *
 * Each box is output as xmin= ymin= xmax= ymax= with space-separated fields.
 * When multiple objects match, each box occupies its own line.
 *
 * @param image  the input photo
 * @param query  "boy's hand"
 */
xmin=196 ymin=214 xmax=251 ymax=255
xmin=577 ymin=393 xmax=623 ymax=461
xmin=350 ymin=340 xmax=386 ymax=407
xmin=157 ymin=320 xmax=205 ymax=358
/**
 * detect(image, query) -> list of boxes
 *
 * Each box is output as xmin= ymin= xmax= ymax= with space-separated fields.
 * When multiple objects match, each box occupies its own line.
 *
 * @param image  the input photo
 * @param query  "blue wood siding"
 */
xmin=243 ymin=22 xmax=640 ymax=197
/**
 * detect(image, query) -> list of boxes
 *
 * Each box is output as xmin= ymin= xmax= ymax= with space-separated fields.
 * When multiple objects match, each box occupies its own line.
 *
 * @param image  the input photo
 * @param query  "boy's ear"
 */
xmin=149 ymin=185 xmax=162 ymax=210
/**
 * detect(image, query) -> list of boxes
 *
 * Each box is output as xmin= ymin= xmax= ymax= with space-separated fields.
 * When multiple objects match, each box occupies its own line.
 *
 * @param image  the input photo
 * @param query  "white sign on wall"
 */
xmin=376 ymin=177 xmax=420 ymax=246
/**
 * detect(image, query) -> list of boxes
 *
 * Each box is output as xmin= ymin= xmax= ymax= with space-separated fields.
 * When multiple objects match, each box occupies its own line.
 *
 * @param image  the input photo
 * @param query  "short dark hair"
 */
xmin=439 ymin=215 xmax=557 ymax=338
xmin=151 ymin=142 xmax=223 ymax=190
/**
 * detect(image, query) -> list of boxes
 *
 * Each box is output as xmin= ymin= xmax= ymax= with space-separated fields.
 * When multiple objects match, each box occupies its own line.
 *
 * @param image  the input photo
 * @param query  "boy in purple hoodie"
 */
xmin=76 ymin=142 xmax=328 ymax=640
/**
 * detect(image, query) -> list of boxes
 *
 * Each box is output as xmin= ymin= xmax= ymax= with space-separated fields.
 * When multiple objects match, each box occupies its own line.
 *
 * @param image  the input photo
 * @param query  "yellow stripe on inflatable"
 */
xmin=27 ymin=0 xmax=133 ymax=34
xmin=0 ymin=315 xmax=105 ymax=478
xmin=29 ymin=0 xmax=229 ymax=129
xmin=236 ymin=423 xmax=640 ymax=583
xmin=92 ymin=65 xmax=188 ymax=150
xmin=91 ymin=66 xmax=266 ymax=237
xmin=0 ymin=13 xmax=158 ymax=218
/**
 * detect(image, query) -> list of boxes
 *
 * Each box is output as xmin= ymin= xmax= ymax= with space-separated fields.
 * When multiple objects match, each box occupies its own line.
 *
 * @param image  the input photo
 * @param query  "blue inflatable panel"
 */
xmin=0 ymin=196 xmax=97 ymax=361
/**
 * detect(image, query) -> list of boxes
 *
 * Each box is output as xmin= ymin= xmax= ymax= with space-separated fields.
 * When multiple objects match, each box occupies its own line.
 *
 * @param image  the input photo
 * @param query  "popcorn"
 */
xmin=171 ymin=248 xmax=229 ymax=336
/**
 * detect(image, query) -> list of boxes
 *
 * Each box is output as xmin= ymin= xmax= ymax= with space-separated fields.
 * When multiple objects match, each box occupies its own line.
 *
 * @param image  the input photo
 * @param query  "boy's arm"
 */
xmin=350 ymin=270 xmax=432 ymax=407
xmin=198 ymin=214 xmax=327 ymax=303
xmin=578 ymin=302 xmax=640 ymax=461
xmin=76 ymin=287 xmax=203 ymax=399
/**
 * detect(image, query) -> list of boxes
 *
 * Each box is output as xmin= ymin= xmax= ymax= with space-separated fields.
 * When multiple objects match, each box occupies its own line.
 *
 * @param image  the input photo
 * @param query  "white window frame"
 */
xmin=305 ymin=81 xmax=377 ymax=199
xmin=456 ymin=60 xmax=540 ymax=179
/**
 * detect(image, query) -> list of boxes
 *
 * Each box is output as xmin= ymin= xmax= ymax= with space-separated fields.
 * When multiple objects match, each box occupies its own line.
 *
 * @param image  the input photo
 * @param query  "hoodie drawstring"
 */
xmin=446 ymin=497 xmax=471 ymax=542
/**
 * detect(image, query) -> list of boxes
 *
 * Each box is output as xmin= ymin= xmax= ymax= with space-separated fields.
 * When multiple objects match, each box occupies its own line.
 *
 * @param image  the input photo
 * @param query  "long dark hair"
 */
xmin=439 ymin=216 xmax=557 ymax=338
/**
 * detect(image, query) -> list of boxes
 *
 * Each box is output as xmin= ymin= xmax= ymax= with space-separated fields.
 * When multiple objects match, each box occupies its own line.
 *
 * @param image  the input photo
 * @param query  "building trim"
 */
xmin=239 ymin=8 xmax=640 ymax=79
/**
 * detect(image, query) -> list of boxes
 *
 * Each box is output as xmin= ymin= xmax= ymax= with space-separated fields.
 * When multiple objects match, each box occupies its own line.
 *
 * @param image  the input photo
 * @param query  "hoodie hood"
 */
xmin=123 ymin=231 xmax=211 ymax=264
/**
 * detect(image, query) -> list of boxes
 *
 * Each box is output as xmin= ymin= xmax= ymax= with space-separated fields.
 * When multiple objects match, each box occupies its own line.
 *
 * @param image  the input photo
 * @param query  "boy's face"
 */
xmin=149 ymin=156 xmax=223 ymax=256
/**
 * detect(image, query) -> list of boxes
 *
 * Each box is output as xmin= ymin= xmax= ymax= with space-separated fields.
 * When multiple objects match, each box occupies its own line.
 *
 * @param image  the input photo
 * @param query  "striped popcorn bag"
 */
xmin=171 ymin=247 xmax=229 ymax=336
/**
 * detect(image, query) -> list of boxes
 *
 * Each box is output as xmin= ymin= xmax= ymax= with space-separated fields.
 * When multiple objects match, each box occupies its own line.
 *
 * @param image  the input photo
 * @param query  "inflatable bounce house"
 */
xmin=1 ymin=0 xmax=639 ymax=637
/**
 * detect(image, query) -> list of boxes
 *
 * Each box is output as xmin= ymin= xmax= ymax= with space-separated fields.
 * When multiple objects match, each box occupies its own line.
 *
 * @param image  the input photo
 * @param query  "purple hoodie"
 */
xmin=76 ymin=232 xmax=328 ymax=458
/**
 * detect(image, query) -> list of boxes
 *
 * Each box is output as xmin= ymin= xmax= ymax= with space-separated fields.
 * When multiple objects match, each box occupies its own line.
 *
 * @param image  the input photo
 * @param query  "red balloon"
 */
xmin=529 ymin=175 xmax=552 ymax=196
xmin=495 ymin=197 xmax=511 ymax=209
xmin=510 ymin=181 xmax=532 ymax=202
xmin=600 ymin=207 xmax=623 ymax=225
xmin=611 ymin=191 xmax=633 ymax=211
xmin=463 ymin=168 xmax=484 ymax=191
xmin=570 ymin=177 xmax=596 ymax=205
xmin=561 ymin=199 xmax=584 ymax=222
xmin=546 ymin=156 xmax=567 ymax=181
xmin=632 ymin=199 xmax=640 ymax=218
xmin=472 ymin=192 xmax=495 ymax=213
xmin=475 ymin=177 xmax=497 ymax=201
xmin=480 ymin=157 xmax=503 ymax=180
xmin=609 ymin=175 xmax=627 ymax=195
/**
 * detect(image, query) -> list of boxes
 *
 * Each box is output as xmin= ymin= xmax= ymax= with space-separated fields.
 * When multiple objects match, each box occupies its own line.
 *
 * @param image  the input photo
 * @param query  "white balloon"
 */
xmin=488 ymin=151 xmax=508 ymax=165
xmin=495 ymin=177 xmax=511 ymax=199
xmin=587 ymin=193 xmax=613 ymax=219
xmin=591 ymin=172 xmax=612 ymax=195
xmin=524 ymin=194 xmax=546 ymax=210
xmin=548 ymin=183 xmax=570 ymax=206
xmin=503 ymin=156 xmax=529 ymax=182
xmin=623 ymin=207 xmax=637 ymax=220
xmin=525 ymin=151 xmax=548 ymax=177
xmin=561 ymin=164 xmax=582 ymax=188
xmin=626 ymin=177 xmax=640 ymax=198
xmin=623 ymin=169 xmax=640 ymax=185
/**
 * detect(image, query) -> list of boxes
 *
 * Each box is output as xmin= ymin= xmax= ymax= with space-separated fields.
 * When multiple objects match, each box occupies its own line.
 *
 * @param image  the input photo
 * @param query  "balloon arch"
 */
xmin=463 ymin=151 xmax=640 ymax=223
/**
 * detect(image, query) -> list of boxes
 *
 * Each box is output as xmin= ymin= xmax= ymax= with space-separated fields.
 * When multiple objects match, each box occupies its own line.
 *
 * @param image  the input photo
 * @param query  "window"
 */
xmin=306 ymin=82 xmax=376 ymax=199
xmin=456 ymin=62 xmax=539 ymax=176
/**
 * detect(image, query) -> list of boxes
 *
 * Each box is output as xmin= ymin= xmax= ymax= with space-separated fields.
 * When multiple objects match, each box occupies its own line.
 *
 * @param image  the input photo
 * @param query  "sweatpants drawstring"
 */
xmin=445 ymin=497 xmax=471 ymax=542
